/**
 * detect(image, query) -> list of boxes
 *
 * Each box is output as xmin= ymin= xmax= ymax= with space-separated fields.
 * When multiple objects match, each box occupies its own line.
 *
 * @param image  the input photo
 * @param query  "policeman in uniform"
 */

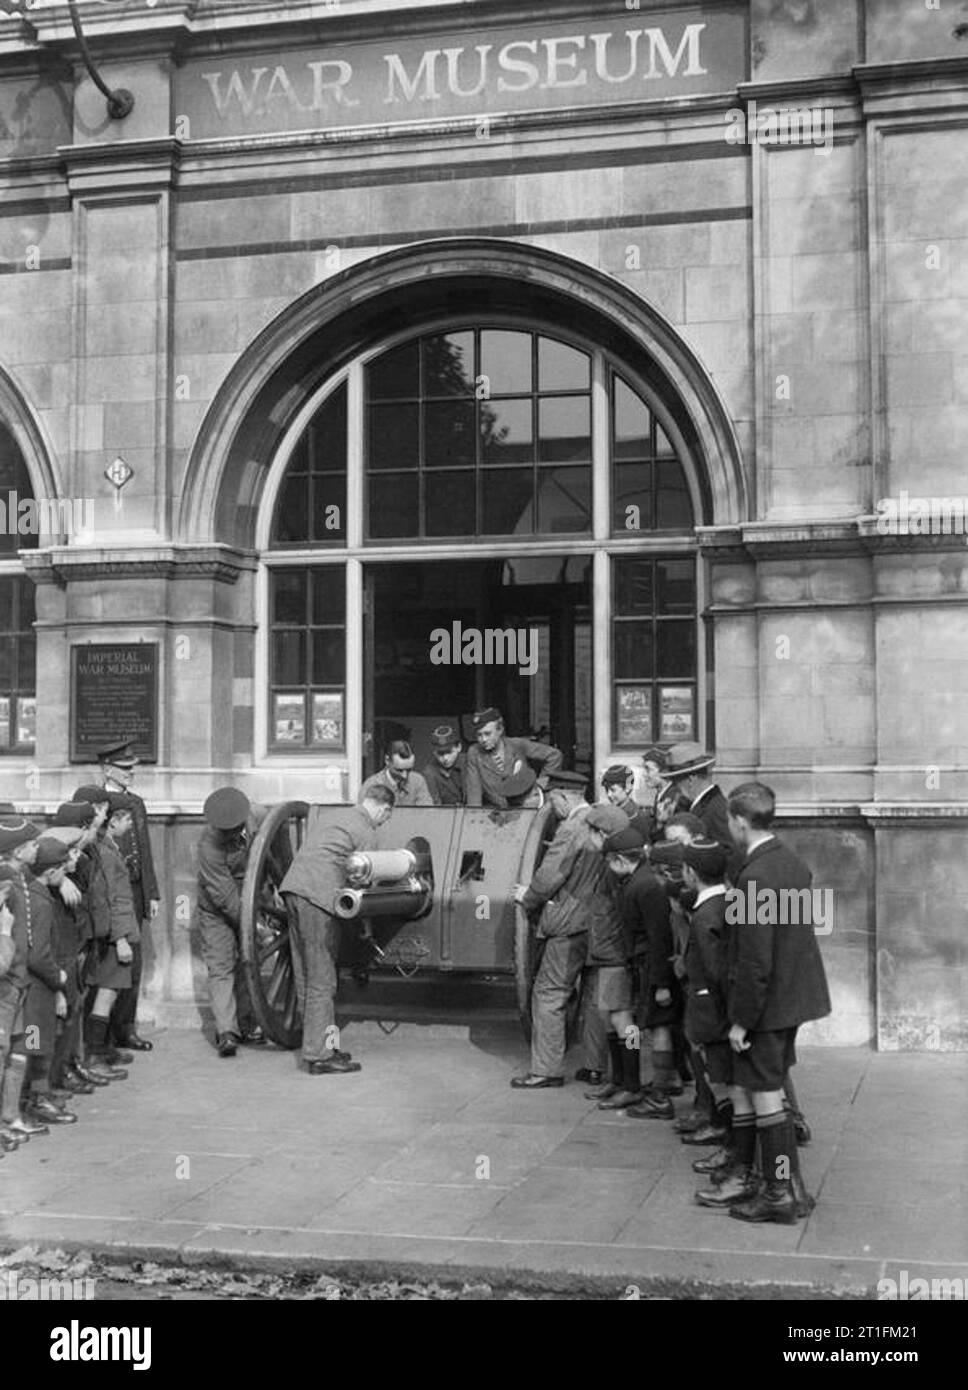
xmin=97 ymin=739 xmax=158 ymax=1052
xmin=196 ymin=787 xmax=265 ymax=1059
xmin=421 ymin=726 xmax=467 ymax=806
xmin=280 ymin=783 xmax=395 ymax=1074
xmin=465 ymin=708 xmax=564 ymax=808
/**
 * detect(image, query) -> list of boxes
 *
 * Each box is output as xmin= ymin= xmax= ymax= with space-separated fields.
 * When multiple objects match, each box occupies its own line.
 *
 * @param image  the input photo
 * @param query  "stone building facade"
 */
xmin=0 ymin=0 xmax=964 ymax=1048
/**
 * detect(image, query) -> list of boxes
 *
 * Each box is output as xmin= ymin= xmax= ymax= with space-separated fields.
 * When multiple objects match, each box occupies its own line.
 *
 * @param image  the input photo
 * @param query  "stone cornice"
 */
xmin=22 ymin=544 xmax=257 ymax=586
xmin=698 ymin=520 xmax=968 ymax=563
xmin=61 ymin=137 xmax=182 ymax=195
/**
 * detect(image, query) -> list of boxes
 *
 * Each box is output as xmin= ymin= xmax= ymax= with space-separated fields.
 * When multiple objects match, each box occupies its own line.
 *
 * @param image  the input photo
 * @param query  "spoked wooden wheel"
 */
xmin=240 ymin=800 xmax=309 ymax=1049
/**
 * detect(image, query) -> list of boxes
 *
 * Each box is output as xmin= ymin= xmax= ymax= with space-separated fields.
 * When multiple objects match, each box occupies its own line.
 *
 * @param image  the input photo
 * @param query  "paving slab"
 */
xmin=0 ymin=1026 xmax=965 ymax=1297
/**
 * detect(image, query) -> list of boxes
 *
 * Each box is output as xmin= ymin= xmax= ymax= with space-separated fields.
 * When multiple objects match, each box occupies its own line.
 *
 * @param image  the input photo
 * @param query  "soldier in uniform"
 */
xmin=280 ymin=783 xmax=395 ymax=1074
xmin=421 ymin=726 xmax=467 ymax=806
xmin=196 ymin=787 xmax=265 ymax=1058
xmin=465 ymin=707 xmax=564 ymax=808
xmin=97 ymin=739 xmax=159 ymax=1052
xmin=359 ymin=740 xmax=433 ymax=807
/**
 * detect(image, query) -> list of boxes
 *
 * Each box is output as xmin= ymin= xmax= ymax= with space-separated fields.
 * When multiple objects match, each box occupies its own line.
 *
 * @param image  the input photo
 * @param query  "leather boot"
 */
xmin=692 ymin=1143 xmax=734 ymax=1176
xmin=586 ymin=1033 xmax=623 ymax=1100
xmin=74 ymin=1061 xmax=111 ymax=1086
xmin=599 ymin=1039 xmax=643 ymax=1110
xmin=729 ymin=1178 xmax=798 ymax=1224
xmin=695 ymin=1166 xmax=759 ymax=1208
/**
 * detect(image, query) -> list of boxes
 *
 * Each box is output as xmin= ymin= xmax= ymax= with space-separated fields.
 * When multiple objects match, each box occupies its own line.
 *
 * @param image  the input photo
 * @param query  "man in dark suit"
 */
xmin=717 ymin=782 xmax=831 ymax=1225
xmin=280 ymin=784 xmax=394 ymax=1075
xmin=662 ymin=742 xmax=740 ymax=881
xmin=98 ymin=739 xmax=159 ymax=1052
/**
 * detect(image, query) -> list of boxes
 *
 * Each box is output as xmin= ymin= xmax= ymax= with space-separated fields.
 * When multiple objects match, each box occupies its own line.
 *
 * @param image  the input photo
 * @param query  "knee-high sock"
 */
xmin=1 ymin=1053 xmax=28 ymax=1122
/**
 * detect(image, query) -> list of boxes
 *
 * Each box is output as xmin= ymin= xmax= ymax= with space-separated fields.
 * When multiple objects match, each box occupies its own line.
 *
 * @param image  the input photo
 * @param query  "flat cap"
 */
xmin=604 ymin=825 xmax=646 ymax=854
xmin=204 ymin=787 xmax=251 ymax=831
xmin=682 ymin=838 xmax=728 ymax=879
xmin=584 ymin=804 xmax=629 ymax=835
xmin=72 ymin=784 xmax=110 ymax=806
xmin=544 ymin=768 xmax=588 ymax=790
xmin=40 ymin=826 xmax=86 ymax=850
xmin=52 ymin=801 xmax=96 ymax=828
xmin=34 ymin=836 xmax=74 ymax=872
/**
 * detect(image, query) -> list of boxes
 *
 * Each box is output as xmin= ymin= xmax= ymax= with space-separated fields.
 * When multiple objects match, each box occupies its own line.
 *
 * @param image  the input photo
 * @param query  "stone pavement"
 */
xmin=1 ymin=1027 xmax=965 ymax=1297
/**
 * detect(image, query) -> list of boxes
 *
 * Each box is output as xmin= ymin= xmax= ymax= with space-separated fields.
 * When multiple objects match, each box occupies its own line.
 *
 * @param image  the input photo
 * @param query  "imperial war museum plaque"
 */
xmin=70 ymin=644 xmax=159 ymax=764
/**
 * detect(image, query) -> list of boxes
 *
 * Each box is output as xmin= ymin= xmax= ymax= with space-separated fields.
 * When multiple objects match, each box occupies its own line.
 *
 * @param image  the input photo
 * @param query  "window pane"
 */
xmin=538 ymin=396 xmax=591 ymax=462
xmin=539 ymin=337 xmax=590 ymax=392
xmin=17 ymin=634 xmax=34 ymax=689
xmin=0 ymin=642 xmax=12 ymax=686
xmin=368 ymin=472 xmax=419 ymax=538
xmin=272 ymin=631 xmax=306 ymax=686
xmin=614 ymin=559 xmax=654 ymax=616
xmin=286 ymin=436 xmax=309 ymax=475
xmin=0 ymin=583 xmax=12 ymax=630
xmin=424 ymin=400 xmax=476 ymax=469
xmin=367 ymin=341 xmax=419 ymax=399
xmin=482 ymin=398 xmax=533 ymax=466
xmin=311 ymin=569 xmax=344 ymax=624
xmin=614 ymin=622 xmax=653 ymax=679
xmin=657 ymin=621 xmax=696 ymax=678
xmin=480 ymin=330 xmax=532 ymax=396
xmin=312 ymin=474 xmax=346 ymax=541
xmin=614 ymin=377 xmax=651 ymax=460
xmin=425 ymin=470 xmax=476 ymax=537
xmin=312 ymin=630 xmax=346 ymax=686
xmin=657 ymin=459 xmax=694 ymax=529
xmin=536 ymin=466 xmax=591 ymax=534
xmin=423 ymin=332 xmax=474 ymax=396
xmin=273 ymin=476 xmax=309 ymax=543
xmin=368 ymin=403 xmax=419 ymax=470
xmin=273 ymin=571 xmax=305 ymax=624
xmin=309 ymin=384 xmax=347 ymax=473
xmin=18 ymin=579 xmax=34 ymax=625
xmin=612 ymin=462 xmax=654 ymax=533
xmin=657 ymin=559 xmax=695 ymax=615
xmin=481 ymin=468 xmax=534 ymax=535
xmin=656 ymin=424 xmax=675 ymax=457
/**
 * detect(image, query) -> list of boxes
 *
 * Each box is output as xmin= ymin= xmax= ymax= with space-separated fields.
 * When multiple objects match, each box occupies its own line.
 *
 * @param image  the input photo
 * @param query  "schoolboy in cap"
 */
xmin=197 ymin=787 xmax=265 ymax=1058
xmin=97 ymin=739 xmax=158 ymax=1052
xmin=509 ymin=780 xmax=617 ymax=1090
xmin=421 ymin=726 xmax=467 ymax=806
xmin=600 ymin=824 xmax=681 ymax=1116
xmin=0 ymin=853 xmax=34 ymax=1148
xmin=47 ymin=803 xmax=101 ymax=1097
xmin=719 ymin=783 xmax=829 ymax=1224
xmin=78 ymin=789 xmax=139 ymax=1081
xmin=359 ymin=739 xmax=433 ymax=808
xmin=20 ymin=836 xmax=83 ymax=1128
xmin=601 ymin=765 xmax=653 ymax=839
xmin=465 ymin=708 xmax=564 ymax=809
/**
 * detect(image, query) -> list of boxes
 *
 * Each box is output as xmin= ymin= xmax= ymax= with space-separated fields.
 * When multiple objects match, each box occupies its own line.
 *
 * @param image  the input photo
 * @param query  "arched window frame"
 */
xmin=255 ymin=313 xmax=707 ymax=778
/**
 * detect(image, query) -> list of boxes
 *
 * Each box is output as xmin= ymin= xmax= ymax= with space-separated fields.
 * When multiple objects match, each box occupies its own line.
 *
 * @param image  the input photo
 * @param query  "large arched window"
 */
xmin=263 ymin=316 xmax=701 ymax=761
xmin=0 ymin=421 xmax=37 ymax=753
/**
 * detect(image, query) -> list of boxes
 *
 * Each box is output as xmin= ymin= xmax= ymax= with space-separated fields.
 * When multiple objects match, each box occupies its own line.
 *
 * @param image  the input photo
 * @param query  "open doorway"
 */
xmin=363 ymin=556 xmax=592 ymax=779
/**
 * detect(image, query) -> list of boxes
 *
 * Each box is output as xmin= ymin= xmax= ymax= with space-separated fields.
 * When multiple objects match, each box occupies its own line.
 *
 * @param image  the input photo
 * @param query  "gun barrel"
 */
xmin=333 ymin=881 xmax=432 ymax=921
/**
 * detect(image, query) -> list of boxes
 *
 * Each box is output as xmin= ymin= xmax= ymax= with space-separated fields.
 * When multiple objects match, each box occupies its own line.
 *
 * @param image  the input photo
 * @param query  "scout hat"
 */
xmin=545 ymin=768 xmax=588 ymax=791
xmin=664 ymin=742 xmax=716 ymax=781
xmin=204 ymin=787 xmax=250 ymax=832
xmin=601 ymin=764 xmax=633 ymax=789
xmin=0 ymin=817 xmax=40 ymax=854
xmin=430 ymin=725 xmax=460 ymax=751
xmin=471 ymin=706 xmax=502 ymax=729
xmin=34 ymin=836 xmax=76 ymax=872
xmin=603 ymin=824 xmax=647 ymax=855
xmin=682 ymin=838 xmax=728 ymax=880
xmin=584 ymin=804 xmax=630 ymax=835
xmin=96 ymin=739 xmax=138 ymax=768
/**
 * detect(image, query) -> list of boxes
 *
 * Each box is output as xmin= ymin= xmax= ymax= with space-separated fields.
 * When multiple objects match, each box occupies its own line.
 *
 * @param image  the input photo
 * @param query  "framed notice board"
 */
xmin=70 ymin=643 xmax=159 ymax=763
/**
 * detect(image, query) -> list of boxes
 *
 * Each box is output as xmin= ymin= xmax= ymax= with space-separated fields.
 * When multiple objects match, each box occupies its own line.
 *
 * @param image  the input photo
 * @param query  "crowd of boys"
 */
xmin=0 ymin=740 xmax=156 ymax=1155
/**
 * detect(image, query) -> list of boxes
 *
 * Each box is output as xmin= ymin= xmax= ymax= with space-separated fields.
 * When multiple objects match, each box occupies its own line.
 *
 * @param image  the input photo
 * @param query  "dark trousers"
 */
xmin=109 ymin=937 xmax=143 ymax=1041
